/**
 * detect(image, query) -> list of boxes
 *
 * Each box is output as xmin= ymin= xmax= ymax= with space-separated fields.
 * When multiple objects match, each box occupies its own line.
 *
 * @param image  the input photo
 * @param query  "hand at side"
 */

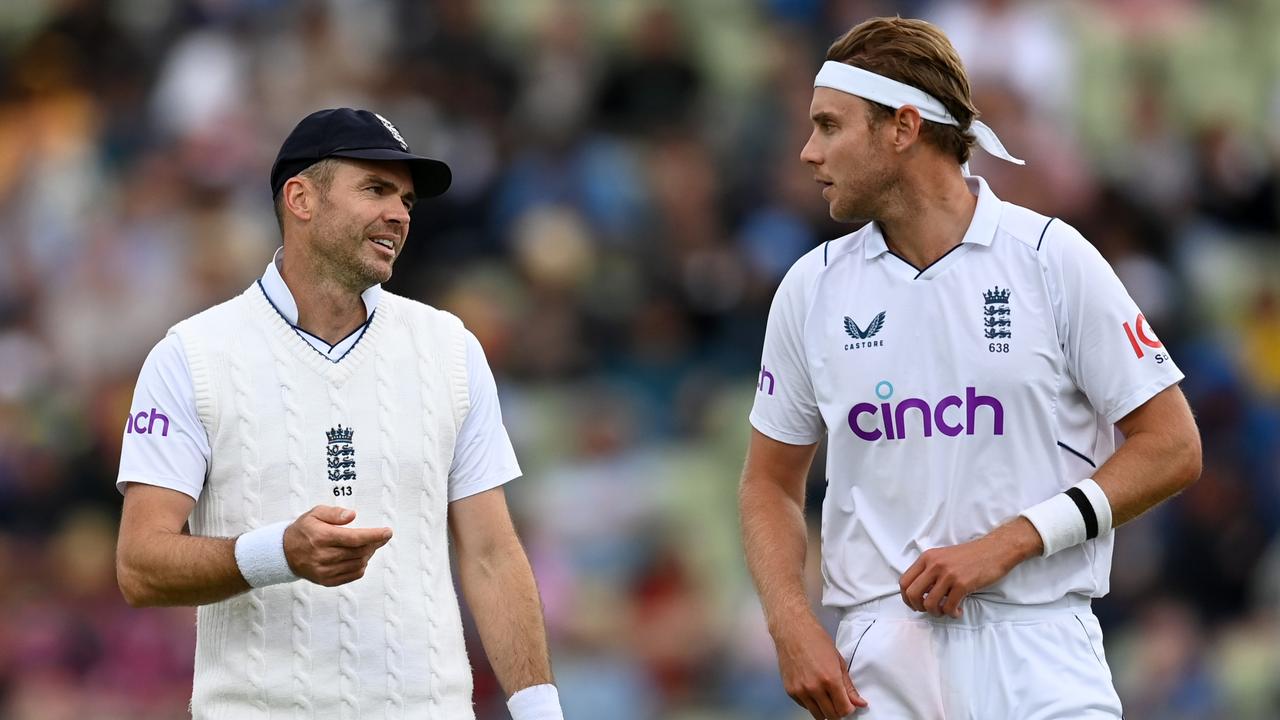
xmin=774 ymin=612 xmax=868 ymax=719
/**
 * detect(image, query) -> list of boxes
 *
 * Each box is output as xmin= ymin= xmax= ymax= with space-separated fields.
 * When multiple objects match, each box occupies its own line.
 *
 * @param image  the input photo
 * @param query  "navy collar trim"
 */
xmin=883 ymin=242 xmax=968 ymax=279
xmin=255 ymin=280 xmax=375 ymax=365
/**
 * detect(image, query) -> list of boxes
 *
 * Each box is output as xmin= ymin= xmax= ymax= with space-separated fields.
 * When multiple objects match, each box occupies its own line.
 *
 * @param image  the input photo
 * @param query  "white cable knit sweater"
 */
xmin=170 ymin=283 xmax=475 ymax=720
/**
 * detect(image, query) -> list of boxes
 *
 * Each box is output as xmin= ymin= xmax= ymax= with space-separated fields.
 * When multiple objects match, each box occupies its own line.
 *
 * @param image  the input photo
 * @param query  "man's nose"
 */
xmin=800 ymin=133 xmax=822 ymax=166
xmin=385 ymin=202 xmax=409 ymax=225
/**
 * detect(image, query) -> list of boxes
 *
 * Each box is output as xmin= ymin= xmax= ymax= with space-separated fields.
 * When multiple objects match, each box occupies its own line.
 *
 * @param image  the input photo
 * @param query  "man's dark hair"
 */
xmin=273 ymin=158 xmax=342 ymax=231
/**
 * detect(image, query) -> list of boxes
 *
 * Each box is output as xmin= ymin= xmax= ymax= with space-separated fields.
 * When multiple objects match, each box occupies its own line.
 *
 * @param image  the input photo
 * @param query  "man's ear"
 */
xmin=282 ymin=176 xmax=315 ymax=222
xmin=892 ymin=105 xmax=924 ymax=152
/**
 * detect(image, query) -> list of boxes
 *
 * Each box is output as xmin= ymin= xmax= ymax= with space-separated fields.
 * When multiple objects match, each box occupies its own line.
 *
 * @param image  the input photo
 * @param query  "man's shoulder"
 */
xmin=821 ymin=226 xmax=874 ymax=269
xmin=768 ymin=228 xmax=871 ymax=315
xmin=168 ymin=284 xmax=257 ymax=337
xmin=994 ymin=201 xmax=1055 ymax=252
xmin=994 ymin=202 xmax=1091 ymax=260
xmin=782 ymin=227 xmax=869 ymax=285
xmin=377 ymin=291 xmax=466 ymax=334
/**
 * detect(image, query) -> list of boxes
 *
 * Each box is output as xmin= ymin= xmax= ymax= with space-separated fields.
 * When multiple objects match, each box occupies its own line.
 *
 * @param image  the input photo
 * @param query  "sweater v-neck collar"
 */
xmin=260 ymin=248 xmax=383 ymax=360
xmin=249 ymin=281 xmax=386 ymax=385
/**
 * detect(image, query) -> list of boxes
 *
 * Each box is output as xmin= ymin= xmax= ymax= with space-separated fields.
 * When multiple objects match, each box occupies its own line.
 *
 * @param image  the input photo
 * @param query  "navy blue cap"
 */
xmin=270 ymin=108 xmax=452 ymax=200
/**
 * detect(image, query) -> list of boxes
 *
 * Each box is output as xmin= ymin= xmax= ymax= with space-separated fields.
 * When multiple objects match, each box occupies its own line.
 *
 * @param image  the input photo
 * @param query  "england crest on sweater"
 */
xmin=327 ymin=424 xmax=357 ymax=496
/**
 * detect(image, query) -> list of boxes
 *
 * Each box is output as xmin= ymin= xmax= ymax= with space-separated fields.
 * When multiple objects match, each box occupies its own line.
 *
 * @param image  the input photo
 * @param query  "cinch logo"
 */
xmin=847 ymin=381 xmax=1005 ymax=441
xmin=125 ymin=408 xmax=170 ymax=437
xmin=758 ymin=365 xmax=776 ymax=396
xmin=1122 ymin=313 xmax=1162 ymax=359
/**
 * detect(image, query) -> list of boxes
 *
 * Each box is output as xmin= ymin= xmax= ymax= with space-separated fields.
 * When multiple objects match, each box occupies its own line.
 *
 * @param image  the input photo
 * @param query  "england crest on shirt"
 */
xmin=983 ymin=286 xmax=1012 ymax=339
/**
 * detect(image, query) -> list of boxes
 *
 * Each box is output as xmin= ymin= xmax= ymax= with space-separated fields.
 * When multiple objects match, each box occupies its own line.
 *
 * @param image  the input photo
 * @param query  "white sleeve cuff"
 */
xmin=507 ymin=684 xmax=563 ymax=720
xmin=234 ymin=520 xmax=299 ymax=588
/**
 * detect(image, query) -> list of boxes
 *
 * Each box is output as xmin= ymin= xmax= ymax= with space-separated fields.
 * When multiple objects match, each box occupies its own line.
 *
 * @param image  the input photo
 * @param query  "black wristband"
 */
xmin=1063 ymin=487 xmax=1099 ymax=540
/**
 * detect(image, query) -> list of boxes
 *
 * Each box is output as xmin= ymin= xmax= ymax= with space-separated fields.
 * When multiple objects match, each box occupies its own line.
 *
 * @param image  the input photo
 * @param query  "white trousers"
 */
xmin=834 ymin=594 xmax=1123 ymax=719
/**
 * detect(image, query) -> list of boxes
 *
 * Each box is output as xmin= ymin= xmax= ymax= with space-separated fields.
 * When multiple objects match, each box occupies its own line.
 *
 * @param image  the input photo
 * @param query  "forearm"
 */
xmin=118 ymin=529 xmax=250 ymax=607
xmin=458 ymin=539 xmax=553 ymax=696
xmin=1091 ymin=428 xmax=1200 ymax=526
xmin=740 ymin=475 xmax=814 ymax=634
xmin=992 ymin=431 xmax=1200 ymax=562
xmin=1006 ymin=391 xmax=1200 ymax=561
xmin=903 ymin=389 xmax=1201 ymax=614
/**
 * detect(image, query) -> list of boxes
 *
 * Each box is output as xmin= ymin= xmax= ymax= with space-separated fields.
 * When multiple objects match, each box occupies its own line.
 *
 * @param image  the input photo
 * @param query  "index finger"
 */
xmin=830 ymin=685 xmax=856 ymax=717
xmin=812 ymin=686 xmax=842 ymax=720
xmin=942 ymin=588 xmax=968 ymax=619
xmin=899 ymin=557 xmax=926 ymax=607
xmin=903 ymin=565 xmax=938 ymax=613
xmin=326 ymin=526 xmax=393 ymax=548
xmin=797 ymin=696 xmax=824 ymax=720
xmin=844 ymin=672 xmax=870 ymax=709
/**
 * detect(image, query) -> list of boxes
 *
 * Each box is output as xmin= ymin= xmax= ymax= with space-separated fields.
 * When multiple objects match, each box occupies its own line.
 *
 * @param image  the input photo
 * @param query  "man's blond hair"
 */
xmin=826 ymin=17 xmax=978 ymax=164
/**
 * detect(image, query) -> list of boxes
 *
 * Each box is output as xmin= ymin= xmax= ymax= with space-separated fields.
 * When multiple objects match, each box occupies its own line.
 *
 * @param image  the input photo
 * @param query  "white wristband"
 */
xmin=507 ymin=684 xmax=563 ymax=720
xmin=1020 ymin=478 xmax=1113 ymax=557
xmin=234 ymin=520 xmax=299 ymax=588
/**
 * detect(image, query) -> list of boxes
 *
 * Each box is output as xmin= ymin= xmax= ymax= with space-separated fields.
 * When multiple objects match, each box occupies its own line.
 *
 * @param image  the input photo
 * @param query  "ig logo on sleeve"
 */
xmin=1122 ymin=313 xmax=1166 ymax=362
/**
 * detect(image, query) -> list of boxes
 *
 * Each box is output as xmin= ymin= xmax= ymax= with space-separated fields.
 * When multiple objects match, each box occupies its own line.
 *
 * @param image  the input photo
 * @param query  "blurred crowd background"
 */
xmin=1 ymin=0 xmax=1279 ymax=718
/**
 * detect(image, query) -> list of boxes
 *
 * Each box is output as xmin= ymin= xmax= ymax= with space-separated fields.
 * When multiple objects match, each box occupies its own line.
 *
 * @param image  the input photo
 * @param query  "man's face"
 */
xmin=308 ymin=158 xmax=416 ymax=291
xmin=800 ymin=88 xmax=897 ymax=223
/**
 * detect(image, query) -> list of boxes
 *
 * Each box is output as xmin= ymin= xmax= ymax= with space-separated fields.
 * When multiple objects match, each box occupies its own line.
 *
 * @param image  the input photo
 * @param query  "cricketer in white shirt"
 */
xmin=118 ymin=250 xmax=521 ymax=503
xmin=742 ymin=19 xmax=1200 ymax=720
xmin=749 ymin=175 xmax=1184 ymax=610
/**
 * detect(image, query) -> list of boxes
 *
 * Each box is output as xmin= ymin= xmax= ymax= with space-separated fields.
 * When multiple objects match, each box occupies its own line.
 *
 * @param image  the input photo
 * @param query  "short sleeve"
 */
xmin=447 ymin=331 xmax=522 ymax=502
xmin=749 ymin=253 xmax=825 ymax=445
xmin=117 ymin=334 xmax=210 ymax=500
xmin=1044 ymin=223 xmax=1184 ymax=424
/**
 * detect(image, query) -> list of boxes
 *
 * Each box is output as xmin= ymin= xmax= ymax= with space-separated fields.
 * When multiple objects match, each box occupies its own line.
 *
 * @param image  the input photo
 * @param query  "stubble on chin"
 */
xmin=829 ymin=194 xmax=874 ymax=224
xmin=347 ymin=251 xmax=392 ymax=290
xmin=831 ymin=170 xmax=896 ymax=224
xmin=317 ymin=230 xmax=391 ymax=292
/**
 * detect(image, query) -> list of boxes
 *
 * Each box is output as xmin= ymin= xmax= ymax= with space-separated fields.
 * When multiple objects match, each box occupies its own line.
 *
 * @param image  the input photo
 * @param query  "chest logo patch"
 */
xmin=844 ymin=311 xmax=886 ymax=350
xmin=844 ymin=311 xmax=885 ymax=339
xmin=326 ymin=425 xmax=357 ymax=492
xmin=983 ymin=286 xmax=1012 ymax=339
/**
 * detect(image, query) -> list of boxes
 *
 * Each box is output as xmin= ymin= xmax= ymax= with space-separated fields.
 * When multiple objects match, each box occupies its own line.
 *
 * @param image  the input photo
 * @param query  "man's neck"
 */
xmin=876 ymin=163 xmax=977 ymax=271
xmin=279 ymin=249 xmax=369 ymax=345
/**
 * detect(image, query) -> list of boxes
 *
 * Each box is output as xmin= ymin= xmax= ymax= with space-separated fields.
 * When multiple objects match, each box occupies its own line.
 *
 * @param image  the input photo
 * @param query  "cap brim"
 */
xmin=329 ymin=148 xmax=453 ymax=198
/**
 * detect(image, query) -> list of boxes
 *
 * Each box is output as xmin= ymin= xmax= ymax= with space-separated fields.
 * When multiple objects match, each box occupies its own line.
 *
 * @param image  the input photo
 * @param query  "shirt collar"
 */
xmin=863 ymin=175 xmax=1001 ymax=260
xmin=261 ymin=246 xmax=383 ymax=326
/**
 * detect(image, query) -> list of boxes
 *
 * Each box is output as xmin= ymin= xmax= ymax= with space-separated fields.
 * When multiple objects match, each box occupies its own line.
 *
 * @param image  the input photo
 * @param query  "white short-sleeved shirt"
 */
xmin=750 ymin=176 xmax=1183 ymax=609
xmin=118 ymin=254 xmax=521 ymax=503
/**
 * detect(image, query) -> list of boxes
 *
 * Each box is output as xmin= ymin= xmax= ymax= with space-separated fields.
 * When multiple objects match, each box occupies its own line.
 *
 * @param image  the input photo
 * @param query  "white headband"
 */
xmin=814 ymin=61 xmax=1024 ymax=166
